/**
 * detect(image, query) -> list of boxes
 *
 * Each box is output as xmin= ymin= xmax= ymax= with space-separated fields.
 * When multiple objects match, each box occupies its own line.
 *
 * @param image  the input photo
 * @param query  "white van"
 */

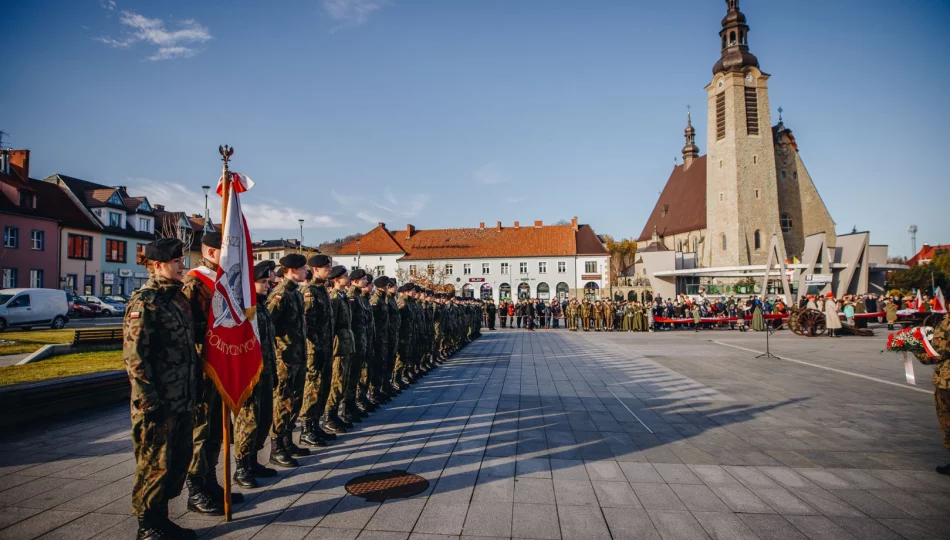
xmin=0 ymin=288 xmax=70 ymax=331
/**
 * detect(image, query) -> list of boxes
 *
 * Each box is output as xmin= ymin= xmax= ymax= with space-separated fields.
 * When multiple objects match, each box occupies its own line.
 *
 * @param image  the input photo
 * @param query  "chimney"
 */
xmin=192 ymin=213 xmax=203 ymax=219
xmin=571 ymin=216 xmax=579 ymax=231
xmin=8 ymin=150 xmax=29 ymax=180
xmin=378 ymin=222 xmax=386 ymax=229
xmin=534 ymin=220 xmax=542 ymax=228
xmin=154 ymin=204 xmax=165 ymax=211
xmin=496 ymin=221 xmax=502 ymax=231
xmin=115 ymin=185 xmax=128 ymax=193
xmin=479 ymin=222 xmax=485 ymax=229
xmin=406 ymin=224 xmax=415 ymax=239
xmin=513 ymin=221 xmax=520 ymax=229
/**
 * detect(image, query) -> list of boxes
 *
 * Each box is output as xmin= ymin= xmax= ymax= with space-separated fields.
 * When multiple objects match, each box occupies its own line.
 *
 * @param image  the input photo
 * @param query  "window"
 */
xmin=584 ymin=261 xmax=598 ymax=273
xmin=445 ymin=264 xmax=453 ymax=275
xmin=106 ymin=239 xmax=127 ymax=263
xmin=108 ymin=212 xmax=122 ymax=227
xmin=269 ymin=252 xmax=279 ymax=260
xmin=19 ymin=191 xmax=35 ymax=208
xmin=780 ymin=214 xmax=793 ymax=233
xmin=753 ymin=230 xmax=761 ymax=250
xmin=67 ymin=234 xmax=93 ymax=260
xmin=721 ymin=234 xmax=728 ymax=251
xmin=557 ymin=261 xmax=566 ymax=273
xmin=138 ymin=217 xmax=151 ymax=233
xmin=30 ymin=230 xmax=44 ymax=251
xmin=500 ymin=262 xmax=509 ymax=274
xmin=716 ymin=93 xmax=726 ymax=140
xmin=253 ymin=253 xmax=262 ymax=261
xmin=744 ymin=87 xmax=759 ymax=135
xmin=755 ymin=189 xmax=760 ymax=199
xmin=2 ymin=268 xmax=16 ymax=288
xmin=463 ymin=263 xmax=472 ymax=275
xmin=538 ymin=262 xmax=547 ymax=274
xmin=409 ymin=264 xmax=417 ymax=276
xmin=8 ymin=294 xmax=29 ymax=308
xmin=64 ymin=274 xmax=77 ymax=293
xmin=84 ymin=275 xmax=95 ymax=295
xmin=482 ymin=263 xmax=490 ymax=275
xmin=3 ymin=226 xmax=18 ymax=248
xmin=427 ymin=264 xmax=435 ymax=275
xmin=793 ymin=171 xmax=798 ymax=180
xmin=780 ymin=171 xmax=786 ymax=180
xmin=30 ymin=269 xmax=44 ymax=288
xmin=519 ymin=262 xmax=528 ymax=274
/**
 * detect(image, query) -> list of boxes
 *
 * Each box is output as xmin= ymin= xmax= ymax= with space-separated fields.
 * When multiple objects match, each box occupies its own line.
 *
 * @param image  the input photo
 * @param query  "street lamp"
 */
xmin=201 ymin=185 xmax=213 ymax=232
xmin=298 ymin=219 xmax=304 ymax=253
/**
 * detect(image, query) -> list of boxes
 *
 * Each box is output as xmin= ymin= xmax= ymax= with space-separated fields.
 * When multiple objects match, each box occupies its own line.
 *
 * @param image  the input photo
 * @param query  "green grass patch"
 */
xmin=0 ymin=327 xmax=121 ymax=355
xmin=0 ymin=350 xmax=124 ymax=386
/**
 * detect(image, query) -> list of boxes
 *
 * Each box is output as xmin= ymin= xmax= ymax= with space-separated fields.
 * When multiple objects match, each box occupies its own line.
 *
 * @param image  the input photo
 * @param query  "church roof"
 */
xmin=637 ymin=156 xmax=707 ymax=242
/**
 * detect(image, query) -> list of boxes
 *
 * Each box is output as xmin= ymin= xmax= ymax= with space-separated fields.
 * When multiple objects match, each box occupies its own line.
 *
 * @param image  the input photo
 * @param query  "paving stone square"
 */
xmin=2 ymin=328 xmax=950 ymax=539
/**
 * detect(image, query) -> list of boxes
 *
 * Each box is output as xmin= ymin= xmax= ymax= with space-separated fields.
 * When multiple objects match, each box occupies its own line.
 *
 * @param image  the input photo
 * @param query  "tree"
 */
xmin=394 ymin=263 xmax=454 ymax=294
xmin=317 ymin=232 xmax=363 ymax=255
xmin=887 ymin=255 xmax=948 ymax=293
xmin=603 ymin=235 xmax=638 ymax=286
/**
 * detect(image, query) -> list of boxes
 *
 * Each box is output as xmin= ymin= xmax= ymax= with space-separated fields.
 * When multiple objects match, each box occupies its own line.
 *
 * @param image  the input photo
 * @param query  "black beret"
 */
xmin=308 ymin=254 xmax=331 ymax=268
xmin=201 ymin=232 xmax=222 ymax=248
xmin=254 ymin=260 xmax=276 ymax=281
xmin=388 ymin=278 xmax=397 ymax=287
xmin=329 ymin=265 xmax=348 ymax=280
xmin=274 ymin=267 xmax=284 ymax=278
xmin=373 ymin=276 xmax=389 ymax=288
xmin=398 ymin=283 xmax=413 ymax=293
xmin=350 ymin=269 xmax=367 ymax=281
xmin=279 ymin=253 xmax=307 ymax=269
xmin=413 ymin=285 xmax=422 ymax=292
xmin=144 ymin=238 xmax=183 ymax=262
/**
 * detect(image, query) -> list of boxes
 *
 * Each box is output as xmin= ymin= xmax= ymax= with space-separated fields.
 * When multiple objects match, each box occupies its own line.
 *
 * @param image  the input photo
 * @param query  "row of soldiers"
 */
xmin=123 ymin=236 xmax=482 ymax=540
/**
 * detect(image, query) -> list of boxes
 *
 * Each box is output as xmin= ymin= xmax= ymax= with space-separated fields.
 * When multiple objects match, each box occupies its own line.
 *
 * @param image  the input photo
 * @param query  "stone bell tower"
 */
xmin=705 ymin=0 xmax=780 ymax=267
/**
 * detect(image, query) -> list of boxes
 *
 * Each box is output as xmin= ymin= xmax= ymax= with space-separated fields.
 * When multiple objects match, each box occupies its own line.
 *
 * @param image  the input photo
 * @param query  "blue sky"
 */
xmin=3 ymin=0 xmax=949 ymax=256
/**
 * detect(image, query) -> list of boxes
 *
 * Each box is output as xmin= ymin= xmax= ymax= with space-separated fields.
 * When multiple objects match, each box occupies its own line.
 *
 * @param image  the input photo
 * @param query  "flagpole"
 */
xmin=218 ymin=144 xmax=234 ymax=522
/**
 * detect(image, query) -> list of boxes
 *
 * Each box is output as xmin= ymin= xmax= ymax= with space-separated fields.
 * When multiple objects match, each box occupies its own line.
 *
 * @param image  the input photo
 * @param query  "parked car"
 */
xmin=67 ymin=294 xmax=102 ymax=318
xmin=80 ymin=296 xmax=126 ymax=316
xmin=104 ymin=295 xmax=128 ymax=304
xmin=0 ymin=288 xmax=70 ymax=331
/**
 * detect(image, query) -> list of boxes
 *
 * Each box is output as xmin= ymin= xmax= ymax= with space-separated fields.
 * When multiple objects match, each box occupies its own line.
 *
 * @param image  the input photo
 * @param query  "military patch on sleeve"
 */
xmin=275 ymin=295 xmax=282 ymax=301
xmin=304 ymin=292 xmax=312 ymax=298
xmin=129 ymin=311 xmax=141 ymax=319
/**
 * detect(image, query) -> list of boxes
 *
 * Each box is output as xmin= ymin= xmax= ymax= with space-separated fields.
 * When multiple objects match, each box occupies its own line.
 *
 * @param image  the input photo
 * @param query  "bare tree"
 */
xmin=159 ymin=212 xmax=195 ymax=253
xmin=395 ymin=263 xmax=454 ymax=293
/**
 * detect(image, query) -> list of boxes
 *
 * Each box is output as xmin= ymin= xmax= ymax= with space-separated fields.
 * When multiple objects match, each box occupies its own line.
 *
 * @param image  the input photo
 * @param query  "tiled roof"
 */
xmin=339 ymin=221 xmax=608 ymax=260
xmin=29 ymin=179 xmax=100 ymax=230
xmin=252 ymin=239 xmax=320 ymax=252
xmin=908 ymin=245 xmax=950 ymax=267
xmin=335 ymin=224 xmax=404 ymax=255
xmin=637 ymin=156 xmax=707 ymax=242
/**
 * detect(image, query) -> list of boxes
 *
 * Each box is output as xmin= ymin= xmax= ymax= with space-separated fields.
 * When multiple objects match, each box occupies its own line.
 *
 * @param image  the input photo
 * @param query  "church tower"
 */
xmin=705 ymin=0 xmax=779 ymax=266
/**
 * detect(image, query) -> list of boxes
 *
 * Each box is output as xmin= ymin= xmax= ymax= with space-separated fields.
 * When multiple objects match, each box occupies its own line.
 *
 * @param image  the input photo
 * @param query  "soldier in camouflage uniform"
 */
xmin=267 ymin=253 xmax=311 ymax=467
xmin=915 ymin=315 xmax=950 ymax=474
xmin=124 ymin=238 xmax=198 ymax=540
xmin=181 ymin=232 xmax=232 ymax=515
xmin=394 ymin=283 xmax=415 ymax=388
xmin=369 ymin=276 xmax=393 ymax=403
xmin=431 ymin=293 xmax=445 ymax=364
xmin=343 ymin=269 xmax=372 ymax=422
xmin=385 ymin=279 xmax=401 ymax=395
xmin=325 ymin=266 xmax=354 ymax=433
xmin=232 ymin=261 xmax=279 ymax=489
xmin=299 ymin=255 xmax=336 ymax=448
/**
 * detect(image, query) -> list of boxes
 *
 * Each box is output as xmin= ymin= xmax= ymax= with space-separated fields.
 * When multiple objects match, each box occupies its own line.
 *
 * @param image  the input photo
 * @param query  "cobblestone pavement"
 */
xmin=2 ymin=328 xmax=949 ymax=540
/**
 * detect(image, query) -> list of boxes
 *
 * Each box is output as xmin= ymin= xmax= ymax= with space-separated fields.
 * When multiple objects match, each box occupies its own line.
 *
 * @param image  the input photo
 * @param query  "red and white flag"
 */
xmin=934 ymin=287 xmax=947 ymax=313
xmin=202 ymin=172 xmax=263 ymax=411
xmin=915 ymin=290 xmax=925 ymax=312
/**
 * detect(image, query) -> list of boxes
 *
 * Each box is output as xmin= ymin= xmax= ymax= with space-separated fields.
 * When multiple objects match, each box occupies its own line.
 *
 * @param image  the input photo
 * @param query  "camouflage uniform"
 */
xmin=370 ymin=288 xmax=390 ymax=395
xmin=916 ymin=316 xmax=950 ymax=451
xmin=581 ymin=301 xmax=592 ymax=331
xmin=268 ymin=278 xmax=307 ymax=438
xmin=234 ymin=292 xmax=276 ymax=460
xmin=386 ymin=291 xmax=400 ymax=387
xmin=181 ymin=260 xmax=222 ymax=486
xmin=301 ymin=278 xmax=334 ymax=422
xmin=344 ymin=285 xmax=372 ymax=412
xmin=394 ymin=294 xmax=414 ymax=383
xmin=124 ymin=276 xmax=198 ymax=516
xmin=327 ymin=287 xmax=355 ymax=416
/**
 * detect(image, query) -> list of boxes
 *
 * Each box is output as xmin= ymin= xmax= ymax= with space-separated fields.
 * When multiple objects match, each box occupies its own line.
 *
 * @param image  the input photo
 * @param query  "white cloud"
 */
xmin=473 ymin=162 xmax=506 ymax=185
xmin=128 ymin=180 xmax=343 ymax=230
xmin=323 ymin=0 xmax=387 ymax=28
xmin=335 ymin=185 xmax=429 ymax=219
xmin=101 ymin=0 xmax=117 ymax=11
xmin=357 ymin=211 xmax=383 ymax=224
xmin=96 ymin=10 xmax=211 ymax=61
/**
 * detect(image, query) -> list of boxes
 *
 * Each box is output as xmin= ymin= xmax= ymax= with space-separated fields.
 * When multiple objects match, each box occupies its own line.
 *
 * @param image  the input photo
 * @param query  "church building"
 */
xmin=638 ymin=0 xmax=836 ymax=267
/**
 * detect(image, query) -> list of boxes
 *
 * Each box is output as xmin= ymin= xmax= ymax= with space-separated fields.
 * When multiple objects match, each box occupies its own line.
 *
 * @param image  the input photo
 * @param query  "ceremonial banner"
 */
xmin=203 ymin=172 xmax=263 ymax=412
xmin=935 ymin=287 xmax=947 ymax=312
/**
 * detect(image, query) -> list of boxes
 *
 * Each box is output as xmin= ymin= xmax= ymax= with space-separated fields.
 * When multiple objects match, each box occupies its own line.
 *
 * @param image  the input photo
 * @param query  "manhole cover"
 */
xmin=345 ymin=470 xmax=429 ymax=502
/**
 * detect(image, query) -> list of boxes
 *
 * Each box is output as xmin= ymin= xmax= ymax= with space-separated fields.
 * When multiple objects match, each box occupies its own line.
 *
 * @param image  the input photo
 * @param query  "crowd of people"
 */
xmin=123 ymin=235 xmax=484 ymax=540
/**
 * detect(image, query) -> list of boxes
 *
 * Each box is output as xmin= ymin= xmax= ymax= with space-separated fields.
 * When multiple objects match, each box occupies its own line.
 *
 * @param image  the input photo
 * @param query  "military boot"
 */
xmin=322 ymin=412 xmax=346 ymax=435
xmin=206 ymin=472 xmax=244 ymax=504
xmin=299 ymin=419 xmax=327 ymax=448
xmin=136 ymin=513 xmax=172 ymax=540
xmin=186 ymin=476 xmax=223 ymax=516
xmin=268 ymin=437 xmax=298 ymax=468
xmin=357 ymin=396 xmax=376 ymax=413
xmin=233 ymin=456 xmax=258 ymax=489
xmin=937 ymin=464 xmax=950 ymax=476
xmin=283 ymin=433 xmax=311 ymax=457
xmin=156 ymin=503 xmax=196 ymax=540
xmin=248 ymin=458 xmax=277 ymax=478
xmin=316 ymin=421 xmax=338 ymax=441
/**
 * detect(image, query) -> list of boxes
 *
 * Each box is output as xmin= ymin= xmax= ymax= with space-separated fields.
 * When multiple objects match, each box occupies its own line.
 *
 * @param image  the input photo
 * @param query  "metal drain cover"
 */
xmin=345 ymin=470 xmax=430 ymax=502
